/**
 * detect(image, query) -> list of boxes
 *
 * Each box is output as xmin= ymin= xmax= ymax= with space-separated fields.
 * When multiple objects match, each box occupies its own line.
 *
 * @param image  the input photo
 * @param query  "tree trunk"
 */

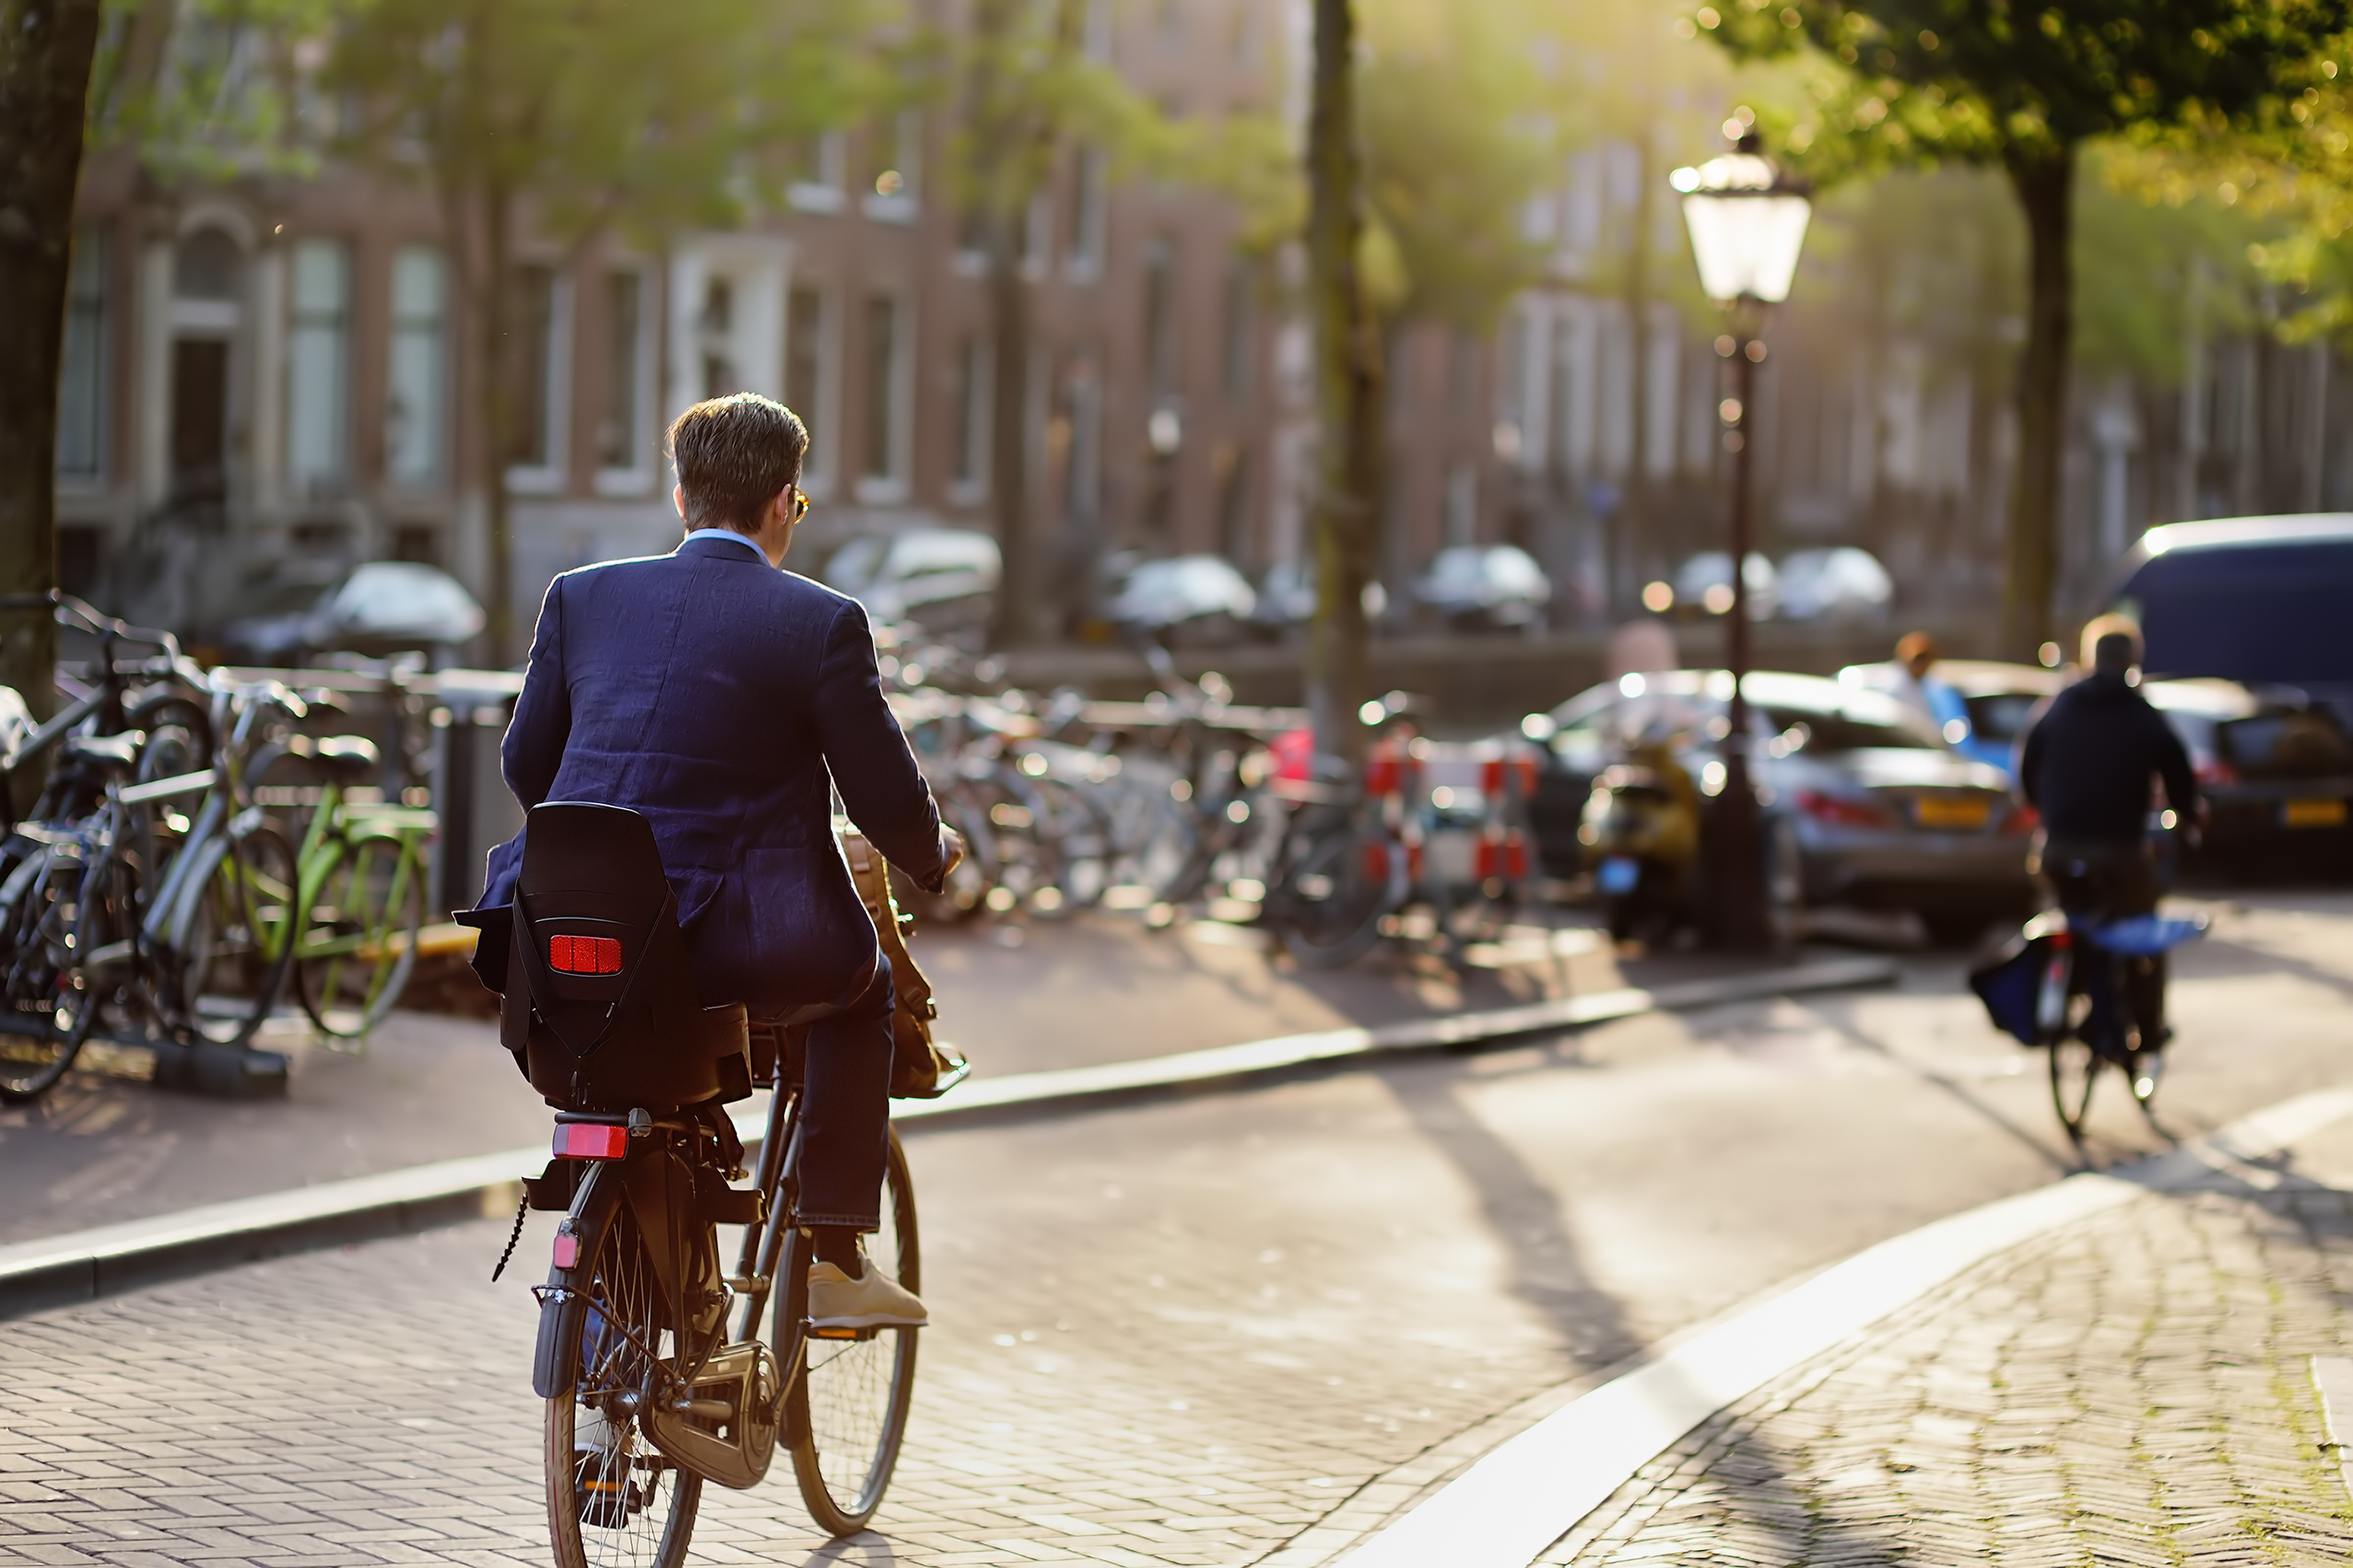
xmin=480 ymin=175 xmax=517 ymax=666
xmin=984 ymin=211 xmax=1035 ymax=647
xmin=0 ymin=0 xmax=103 ymax=714
xmin=2002 ymin=142 xmax=2075 ymax=662
xmin=1619 ymin=128 xmax=1653 ymax=609
xmin=1304 ymin=0 xmax=1381 ymax=764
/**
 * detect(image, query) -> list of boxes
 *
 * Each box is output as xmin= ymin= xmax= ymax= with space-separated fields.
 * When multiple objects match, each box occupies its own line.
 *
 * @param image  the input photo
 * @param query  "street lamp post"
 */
xmin=1671 ymin=127 xmax=1811 ymax=950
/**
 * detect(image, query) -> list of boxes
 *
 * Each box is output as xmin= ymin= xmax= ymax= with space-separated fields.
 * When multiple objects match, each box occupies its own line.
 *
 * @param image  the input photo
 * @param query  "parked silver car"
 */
xmin=1532 ymin=669 xmax=2034 ymax=941
xmin=824 ymin=527 xmax=1001 ymax=636
xmin=1412 ymin=543 xmax=1550 ymax=632
xmin=1107 ymin=555 xmax=1258 ymax=646
xmin=215 ymin=560 xmax=485 ymax=664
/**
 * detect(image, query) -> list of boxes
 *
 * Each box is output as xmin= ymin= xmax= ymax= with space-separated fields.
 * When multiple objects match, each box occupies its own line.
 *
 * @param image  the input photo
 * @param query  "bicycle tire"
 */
xmin=295 ymin=836 xmax=426 ymax=1039
xmin=544 ymin=1203 xmax=703 ymax=1568
xmin=0 ymin=849 xmax=101 ymax=1104
xmin=783 ymin=1126 xmax=921 ymax=1537
xmin=1274 ymin=826 xmax=1401 ymax=970
xmin=176 ymin=827 xmax=298 ymax=1048
xmin=2048 ymin=1036 xmax=2099 ymax=1141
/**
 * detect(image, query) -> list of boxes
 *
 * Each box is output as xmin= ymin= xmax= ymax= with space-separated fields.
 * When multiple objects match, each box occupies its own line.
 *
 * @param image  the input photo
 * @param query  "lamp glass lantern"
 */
xmin=1670 ymin=152 xmax=1813 ymax=305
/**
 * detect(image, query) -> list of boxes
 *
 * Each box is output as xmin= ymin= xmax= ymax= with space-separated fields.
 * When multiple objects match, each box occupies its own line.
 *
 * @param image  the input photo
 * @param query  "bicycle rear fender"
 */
xmin=532 ymin=1159 xmax=626 ymax=1400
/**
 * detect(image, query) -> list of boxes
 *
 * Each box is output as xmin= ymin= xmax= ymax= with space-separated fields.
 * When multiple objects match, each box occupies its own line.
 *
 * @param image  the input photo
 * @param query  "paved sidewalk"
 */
xmin=1542 ymin=1173 xmax=2353 ymax=1565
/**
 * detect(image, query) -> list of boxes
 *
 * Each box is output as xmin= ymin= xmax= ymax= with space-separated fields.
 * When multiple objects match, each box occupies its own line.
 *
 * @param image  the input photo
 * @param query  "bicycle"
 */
xmin=480 ymin=803 xmax=928 ymax=1565
xmin=2028 ymin=906 xmax=2207 ymax=1141
xmin=255 ymin=732 xmax=436 ymax=1042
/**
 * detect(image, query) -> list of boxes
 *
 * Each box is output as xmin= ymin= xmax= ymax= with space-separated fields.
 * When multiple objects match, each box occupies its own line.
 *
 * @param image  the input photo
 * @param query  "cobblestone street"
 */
xmin=1546 ymin=1179 xmax=2353 ymax=1566
xmin=4 ymin=895 xmax=2353 ymax=1566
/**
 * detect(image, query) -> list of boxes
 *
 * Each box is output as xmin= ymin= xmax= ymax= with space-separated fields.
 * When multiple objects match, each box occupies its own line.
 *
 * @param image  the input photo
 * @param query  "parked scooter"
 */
xmin=1581 ymin=739 xmax=1703 ymax=945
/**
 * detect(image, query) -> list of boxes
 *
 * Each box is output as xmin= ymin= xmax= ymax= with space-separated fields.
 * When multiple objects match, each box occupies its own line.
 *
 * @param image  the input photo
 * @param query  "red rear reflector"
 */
xmin=553 ymin=1122 xmax=628 ymax=1160
xmin=551 ymin=1233 xmax=581 ymax=1269
xmin=549 ymin=934 xmax=622 ymax=974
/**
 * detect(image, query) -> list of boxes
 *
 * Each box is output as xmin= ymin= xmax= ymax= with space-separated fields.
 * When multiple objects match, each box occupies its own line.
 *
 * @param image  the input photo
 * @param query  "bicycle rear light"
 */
xmin=548 ymin=934 xmax=622 ymax=974
xmin=551 ymin=1232 xmax=582 ymax=1268
xmin=553 ymin=1122 xmax=628 ymax=1160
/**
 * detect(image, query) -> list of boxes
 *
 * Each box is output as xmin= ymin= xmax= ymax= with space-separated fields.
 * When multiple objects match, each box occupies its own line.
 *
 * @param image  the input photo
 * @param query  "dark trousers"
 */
xmin=778 ymin=955 xmax=896 ymax=1232
xmin=2042 ymin=839 xmax=2166 ymax=1050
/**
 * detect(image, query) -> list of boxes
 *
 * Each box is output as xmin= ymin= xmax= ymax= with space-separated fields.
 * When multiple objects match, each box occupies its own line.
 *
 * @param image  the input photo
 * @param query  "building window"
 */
xmin=1065 ymin=352 xmax=1102 ymax=524
xmin=1066 ymin=145 xmax=1108 ymax=281
xmin=57 ymin=229 xmax=107 ymax=480
xmin=505 ymin=263 xmax=564 ymax=477
xmin=1444 ymin=462 xmax=1478 ymax=546
xmin=786 ymin=131 xmax=847 ymax=213
xmin=288 ymin=238 xmax=351 ymax=486
xmin=860 ymin=294 xmax=904 ymax=485
xmin=786 ymin=285 xmax=829 ymax=487
xmin=953 ymin=335 xmax=990 ymax=490
xmin=391 ymin=523 xmax=440 ymax=565
xmin=1451 ymin=332 xmax=1481 ymax=414
xmin=1219 ymin=446 xmax=1252 ymax=564
xmin=698 ymin=276 xmax=736 ymax=401
xmin=598 ymin=268 xmax=647 ymax=475
xmin=1142 ymin=238 xmax=1176 ymax=398
xmin=1221 ymin=258 xmax=1253 ymax=403
xmin=386 ymin=245 xmax=446 ymax=486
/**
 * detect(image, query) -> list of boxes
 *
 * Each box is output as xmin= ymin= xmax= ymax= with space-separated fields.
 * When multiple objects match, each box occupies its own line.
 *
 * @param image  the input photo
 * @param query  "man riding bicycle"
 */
xmin=2017 ymin=613 xmax=2198 ymax=1052
xmin=475 ymin=392 xmax=958 ymax=1332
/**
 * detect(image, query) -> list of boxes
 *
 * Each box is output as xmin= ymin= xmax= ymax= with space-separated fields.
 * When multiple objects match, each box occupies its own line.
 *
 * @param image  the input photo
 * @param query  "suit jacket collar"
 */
xmin=676 ymin=532 xmax=770 ymax=565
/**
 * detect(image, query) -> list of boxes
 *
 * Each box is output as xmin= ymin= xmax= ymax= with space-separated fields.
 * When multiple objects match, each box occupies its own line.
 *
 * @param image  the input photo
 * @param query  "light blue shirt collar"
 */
xmin=681 ymin=528 xmax=768 ymax=561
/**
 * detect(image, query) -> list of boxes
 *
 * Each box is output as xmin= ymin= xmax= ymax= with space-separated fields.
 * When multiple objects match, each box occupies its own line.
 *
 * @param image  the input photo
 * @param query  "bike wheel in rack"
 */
xmin=178 ymin=827 xmax=298 ymax=1047
xmin=0 ymin=849 xmax=101 ymax=1104
xmin=544 ymin=1205 xmax=703 ymax=1568
xmin=783 ymin=1126 xmax=921 ymax=1537
xmin=296 ymin=836 xmax=426 ymax=1040
xmin=1274 ymin=825 xmax=1401 ymax=970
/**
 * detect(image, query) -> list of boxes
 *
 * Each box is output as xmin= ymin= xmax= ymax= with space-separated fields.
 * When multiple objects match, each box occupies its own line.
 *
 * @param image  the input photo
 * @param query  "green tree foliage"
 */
xmin=1696 ymin=0 xmax=2345 ymax=652
xmin=329 ymin=0 xmax=886 ymax=659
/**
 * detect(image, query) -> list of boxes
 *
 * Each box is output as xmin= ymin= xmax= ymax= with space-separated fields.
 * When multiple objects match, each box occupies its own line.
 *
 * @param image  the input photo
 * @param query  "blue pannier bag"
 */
xmin=1969 ymin=929 xmax=2048 ymax=1047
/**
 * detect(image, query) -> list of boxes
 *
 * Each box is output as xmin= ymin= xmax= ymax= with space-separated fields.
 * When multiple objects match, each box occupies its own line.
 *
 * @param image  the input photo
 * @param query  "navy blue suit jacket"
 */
xmin=477 ymin=534 xmax=945 ymax=1014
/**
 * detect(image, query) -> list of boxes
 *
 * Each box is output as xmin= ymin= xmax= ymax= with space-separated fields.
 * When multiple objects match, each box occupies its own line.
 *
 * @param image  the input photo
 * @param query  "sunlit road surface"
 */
xmin=1 ymin=892 xmax=2348 ymax=1566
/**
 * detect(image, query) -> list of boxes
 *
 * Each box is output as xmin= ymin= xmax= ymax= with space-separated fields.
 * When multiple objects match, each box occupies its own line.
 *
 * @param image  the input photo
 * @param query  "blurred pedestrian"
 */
xmin=1890 ymin=631 xmax=1969 ymax=743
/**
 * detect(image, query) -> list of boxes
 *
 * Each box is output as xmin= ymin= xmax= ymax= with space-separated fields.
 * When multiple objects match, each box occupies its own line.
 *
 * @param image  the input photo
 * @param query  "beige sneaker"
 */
xmin=808 ymin=1260 xmax=929 ymax=1330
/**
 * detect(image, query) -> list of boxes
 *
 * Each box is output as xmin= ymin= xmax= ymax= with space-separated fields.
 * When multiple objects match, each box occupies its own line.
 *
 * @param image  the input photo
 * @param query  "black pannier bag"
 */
xmin=462 ymin=802 xmax=751 ymax=1111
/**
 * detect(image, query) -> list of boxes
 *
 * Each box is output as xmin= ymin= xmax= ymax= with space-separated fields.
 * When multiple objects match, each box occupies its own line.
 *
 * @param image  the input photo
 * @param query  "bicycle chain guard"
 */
xmin=640 ymin=1339 xmax=780 ymax=1491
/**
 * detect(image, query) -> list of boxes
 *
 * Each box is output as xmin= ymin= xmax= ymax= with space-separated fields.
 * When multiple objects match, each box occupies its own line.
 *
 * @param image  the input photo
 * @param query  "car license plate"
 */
xmin=1914 ymin=795 xmax=1991 ymax=829
xmin=2282 ymin=798 xmax=2348 ymax=828
xmin=1597 ymin=856 xmax=1640 ymax=894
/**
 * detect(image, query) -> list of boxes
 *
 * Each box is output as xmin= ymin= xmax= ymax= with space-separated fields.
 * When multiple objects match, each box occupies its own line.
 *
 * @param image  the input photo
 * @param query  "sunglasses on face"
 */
xmin=789 ymin=487 xmax=811 ymax=523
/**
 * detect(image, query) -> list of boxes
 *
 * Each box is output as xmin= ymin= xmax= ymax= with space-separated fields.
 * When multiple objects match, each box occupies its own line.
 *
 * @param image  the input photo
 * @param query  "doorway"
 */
xmin=169 ymin=337 xmax=229 ymax=507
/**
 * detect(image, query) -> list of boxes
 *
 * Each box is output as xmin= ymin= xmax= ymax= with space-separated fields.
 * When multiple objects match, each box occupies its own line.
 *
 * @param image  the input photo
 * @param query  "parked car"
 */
xmin=824 ymin=527 xmax=1001 ymax=637
xmin=1840 ymin=659 xmax=2063 ymax=778
xmin=1672 ymin=550 xmax=1778 ymax=619
xmin=1411 ymin=544 xmax=1551 ymax=633
xmin=2143 ymin=677 xmax=2353 ymax=880
xmin=1526 ymin=669 xmax=2035 ymax=942
xmin=214 ymin=560 xmax=485 ymax=664
xmin=1107 ymin=555 xmax=1257 ymax=646
xmin=1776 ymin=546 xmax=1893 ymax=623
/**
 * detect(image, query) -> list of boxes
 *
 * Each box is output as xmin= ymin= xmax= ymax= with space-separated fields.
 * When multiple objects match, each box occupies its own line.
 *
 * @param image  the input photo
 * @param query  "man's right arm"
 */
xmin=811 ymin=600 xmax=950 ymax=889
xmin=2016 ymin=700 xmax=2049 ymax=808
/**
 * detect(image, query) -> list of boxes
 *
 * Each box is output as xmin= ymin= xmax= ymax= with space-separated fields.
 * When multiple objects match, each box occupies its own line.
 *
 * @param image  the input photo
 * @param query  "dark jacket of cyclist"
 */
xmin=2018 ymin=666 xmax=2196 ymax=851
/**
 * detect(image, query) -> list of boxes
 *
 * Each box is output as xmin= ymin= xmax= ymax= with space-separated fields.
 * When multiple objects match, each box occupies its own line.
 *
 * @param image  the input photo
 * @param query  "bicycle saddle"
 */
xmin=61 ymin=732 xmax=142 ymax=773
xmin=284 ymin=733 xmax=380 ymax=780
xmin=506 ymin=801 xmax=750 ymax=1111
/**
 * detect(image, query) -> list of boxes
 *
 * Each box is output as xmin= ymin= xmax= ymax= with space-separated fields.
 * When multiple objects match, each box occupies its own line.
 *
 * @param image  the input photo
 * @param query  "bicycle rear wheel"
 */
xmin=296 ymin=836 xmax=425 ymax=1039
xmin=783 ymin=1126 xmax=921 ymax=1537
xmin=178 ymin=827 xmax=297 ymax=1047
xmin=0 ymin=849 xmax=100 ymax=1104
xmin=544 ymin=1207 xmax=702 ymax=1568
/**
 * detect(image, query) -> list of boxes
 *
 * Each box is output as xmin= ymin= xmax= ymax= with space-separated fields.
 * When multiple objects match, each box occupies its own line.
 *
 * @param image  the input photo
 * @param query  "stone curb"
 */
xmin=0 ymin=953 xmax=1894 ymax=1321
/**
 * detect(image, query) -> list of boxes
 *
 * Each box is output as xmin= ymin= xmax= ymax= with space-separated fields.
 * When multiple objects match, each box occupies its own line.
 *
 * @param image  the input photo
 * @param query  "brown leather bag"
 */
xmin=838 ymin=824 xmax=969 ymax=1098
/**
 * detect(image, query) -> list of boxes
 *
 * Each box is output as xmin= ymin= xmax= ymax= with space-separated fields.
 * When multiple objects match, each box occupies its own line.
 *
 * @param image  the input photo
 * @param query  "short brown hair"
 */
xmin=666 ymin=394 xmax=808 ymax=532
xmin=2081 ymin=612 xmax=2143 ymax=672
